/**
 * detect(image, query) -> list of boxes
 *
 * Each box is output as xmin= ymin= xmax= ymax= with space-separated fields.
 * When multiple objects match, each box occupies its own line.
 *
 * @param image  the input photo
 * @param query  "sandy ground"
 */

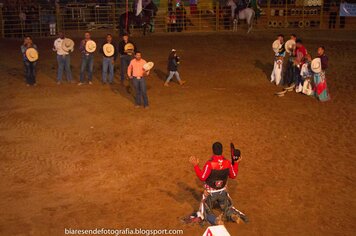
xmin=0 ymin=30 xmax=356 ymax=236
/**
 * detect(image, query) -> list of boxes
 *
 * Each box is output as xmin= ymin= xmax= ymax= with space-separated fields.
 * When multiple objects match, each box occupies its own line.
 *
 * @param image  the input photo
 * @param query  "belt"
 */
xmin=206 ymin=187 xmax=226 ymax=194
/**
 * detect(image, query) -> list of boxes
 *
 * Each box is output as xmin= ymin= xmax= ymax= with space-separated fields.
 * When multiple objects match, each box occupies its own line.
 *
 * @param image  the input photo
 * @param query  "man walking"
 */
xmin=119 ymin=33 xmax=137 ymax=84
xmin=100 ymin=34 xmax=118 ymax=84
xmin=53 ymin=32 xmax=73 ymax=85
xmin=127 ymin=51 xmax=149 ymax=108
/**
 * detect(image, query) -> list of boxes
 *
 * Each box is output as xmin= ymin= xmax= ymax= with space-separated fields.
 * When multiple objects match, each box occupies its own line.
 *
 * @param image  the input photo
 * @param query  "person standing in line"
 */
xmin=312 ymin=46 xmax=330 ymax=102
xmin=127 ymin=51 xmax=150 ymax=109
xmin=164 ymin=49 xmax=186 ymax=87
xmin=271 ymin=34 xmax=285 ymax=86
xmin=78 ymin=32 xmax=96 ymax=86
xmin=118 ymin=33 xmax=137 ymax=85
xmin=21 ymin=35 xmax=38 ymax=86
xmin=284 ymin=34 xmax=297 ymax=88
xmin=294 ymin=39 xmax=308 ymax=93
xmin=100 ymin=34 xmax=118 ymax=84
xmin=53 ymin=32 xmax=73 ymax=85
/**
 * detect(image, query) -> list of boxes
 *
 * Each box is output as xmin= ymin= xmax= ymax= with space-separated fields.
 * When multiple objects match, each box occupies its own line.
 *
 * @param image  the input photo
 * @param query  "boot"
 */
xmin=179 ymin=80 xmax=186 ymax=85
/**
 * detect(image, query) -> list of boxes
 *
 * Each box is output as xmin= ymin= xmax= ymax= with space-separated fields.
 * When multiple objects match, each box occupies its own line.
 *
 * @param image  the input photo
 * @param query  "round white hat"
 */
xmin=85 ymin=40 xmax=97 ymax=53
xmin=25 ymin=48 xmax=39 ymax=62
xmin=103 ymin=43 xmax=115 ymax=57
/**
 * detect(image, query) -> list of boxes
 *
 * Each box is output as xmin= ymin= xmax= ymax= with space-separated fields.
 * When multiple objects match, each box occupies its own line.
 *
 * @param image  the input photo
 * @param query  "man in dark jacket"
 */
xmin=118 ymin=34 xmax=137 ymax=84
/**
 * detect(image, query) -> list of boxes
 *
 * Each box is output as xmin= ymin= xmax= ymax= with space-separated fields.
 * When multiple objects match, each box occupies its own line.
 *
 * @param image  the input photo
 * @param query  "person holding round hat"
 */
xmin=283 ymin=34 xmax=297 ymax=88
xmin=270 ymin=34 xmax=286 ymax=86
xmin=79 ymin=32 xmax=96 ymax=86
xmin=53 ymin=32 xmax=74 ymax=85
xmin=312 ymin=46 xmax=330 ymax=102
xmin=127 ymin=51 xmax=150 ymax=108
xmin=118 ymin=33 xmax=137 ymax=84
xmin=100 ymin=34 xmax=118 ymax=84
xmin=294 ymin=39 xmax=308 ymax=93
xmin=164 ymin=49 xmax=186 ymax=87
xmin=21 ymin=35 xmax=38 ymax=86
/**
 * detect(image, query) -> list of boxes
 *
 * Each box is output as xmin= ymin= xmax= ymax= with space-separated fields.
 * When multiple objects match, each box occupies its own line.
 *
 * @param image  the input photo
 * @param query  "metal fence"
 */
xmin=0 ymin=0 xmax=355 ymax=38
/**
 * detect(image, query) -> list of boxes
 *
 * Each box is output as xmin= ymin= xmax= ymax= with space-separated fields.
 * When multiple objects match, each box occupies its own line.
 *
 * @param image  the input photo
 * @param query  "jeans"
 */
xmin=102 ymin=57 xmax=114 ymax=83
xmin=165 ymin=71 xmax=181 ymax=83
xmin=80 ymin=54 xmax=94 ymax=83
xmin=201 ymin=190 xmax=242 ymax=225
xmin=120 ymin=55 xmax=132 ymax=82
xmin=24 ymin=61 xmax=36 ymax=85
xmin=132 ymin=77 xmax=149 ymax=107
xmin=57 ymin=54 xmax=72 ymax=82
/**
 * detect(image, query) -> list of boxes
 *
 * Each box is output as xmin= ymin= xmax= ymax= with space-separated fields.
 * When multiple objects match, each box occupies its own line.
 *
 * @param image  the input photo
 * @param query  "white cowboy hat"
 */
xmin=171 ymin=49 xmax=176 ymax=52
xmin=25 ymin=48 xmax=39 ymax=62
xmin=285 ymin=84 xmax=295 ymax=91
xmin=272 ymin=40 xmax=282 ymax=53
xmin=311 ymin=58 xmax=322 ymax=73
xmin=143 ymin=62 xmax=154 ymax=71
xmin=124 ymin=43 xmax=134 ymax=55
xmin=103 ymin=43 xmax=115 ymax=57
xmin=85 ymin=40 xmax=97 ymax=53
xmin=275 ymin=90 xmax=287 ymax=97
xmin=62 ymin=38 xmax=74 ymax=52
xmin=285 ymin=39 xmax=296 ymax=54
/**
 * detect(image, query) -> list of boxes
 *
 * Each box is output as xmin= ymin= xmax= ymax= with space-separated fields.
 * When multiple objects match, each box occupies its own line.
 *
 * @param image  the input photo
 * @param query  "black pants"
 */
xmin=340 ymin=16 xmax=345 ymax=28
xmin=284 ymin=59 xmax=296 ymax=86
xmin=24 ymin=61 xmax=36 ymax=85
xmin=329 ymin=12 xmax=337 ymax=29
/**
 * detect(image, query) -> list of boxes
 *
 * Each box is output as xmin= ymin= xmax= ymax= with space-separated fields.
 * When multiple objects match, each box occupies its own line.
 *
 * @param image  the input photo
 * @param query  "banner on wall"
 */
xmin=340 ymin=2 xmax=356 ymax=16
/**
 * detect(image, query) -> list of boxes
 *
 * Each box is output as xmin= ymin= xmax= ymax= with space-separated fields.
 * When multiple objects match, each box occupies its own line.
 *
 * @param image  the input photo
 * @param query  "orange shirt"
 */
xmin=127 ymin=58 xmax=147 ymax=78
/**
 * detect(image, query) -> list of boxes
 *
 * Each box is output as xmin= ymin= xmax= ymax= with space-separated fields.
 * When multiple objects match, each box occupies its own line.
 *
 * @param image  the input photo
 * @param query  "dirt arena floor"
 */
xmin=0 ymin=30 xmax=356 ymax=236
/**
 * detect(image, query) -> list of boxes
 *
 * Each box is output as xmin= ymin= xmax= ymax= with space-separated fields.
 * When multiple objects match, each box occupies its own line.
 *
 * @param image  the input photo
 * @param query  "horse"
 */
xmin=119 ymin=2 xmax=158 ymax=36
xmin=234 ymin=7 xmax=255 ymax=33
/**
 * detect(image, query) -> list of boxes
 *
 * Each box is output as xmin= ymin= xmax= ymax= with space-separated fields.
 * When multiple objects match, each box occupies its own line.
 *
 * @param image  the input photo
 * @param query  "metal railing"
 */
xmin=0 ymin=1 xmax=355 ymax=38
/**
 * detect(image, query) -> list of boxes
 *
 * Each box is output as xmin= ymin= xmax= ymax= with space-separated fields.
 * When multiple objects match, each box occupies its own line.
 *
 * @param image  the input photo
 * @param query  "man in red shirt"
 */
xmin=294 ymin=39 xmax=308 ymax=92
xmin=189 ymin=142 xmax=248 ymax=225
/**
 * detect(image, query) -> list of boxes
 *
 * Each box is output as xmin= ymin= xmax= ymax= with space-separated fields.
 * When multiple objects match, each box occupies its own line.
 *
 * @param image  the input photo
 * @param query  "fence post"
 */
xmin=56 ymin=4 xmax=61 ymax=33
xmin=199 ymin=6 xmax=201 ymax=31
xmin=38 ymin=5 xmax=42 ymax=37
xmin=267 ymin=0 xmax=270 ymax=28
xmin=215 ymin=1 xmax=219 ymax=31
xmin=0 ymin=4 xmax=3 ymax=38
xmin=320 ymin=0 xmax=323 ymax=29
xmin=285 ymin=0 xmax=288 ymax=28
xmin=112 ymin=3 xmax=116 ymax=32
xmin=302 ymin=2 xmax=305 ymax=28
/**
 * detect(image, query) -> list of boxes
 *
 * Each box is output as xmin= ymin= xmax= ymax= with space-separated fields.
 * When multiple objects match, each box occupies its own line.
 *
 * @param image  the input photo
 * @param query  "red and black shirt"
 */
xmin=193 ymin=155 xmax=239 ymax=190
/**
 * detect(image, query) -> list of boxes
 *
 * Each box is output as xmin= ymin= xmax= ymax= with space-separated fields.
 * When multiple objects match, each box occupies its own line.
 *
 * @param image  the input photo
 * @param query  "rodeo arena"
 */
xmin=0 ymin=0 xmax=355 ymax=235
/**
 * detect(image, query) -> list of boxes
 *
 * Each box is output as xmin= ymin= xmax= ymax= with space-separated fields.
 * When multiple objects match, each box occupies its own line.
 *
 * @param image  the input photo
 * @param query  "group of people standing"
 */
xmin=270 ymin=33 xmax=330 ymax=102
xmin=20 ymin=32 xmax=187 ymax=108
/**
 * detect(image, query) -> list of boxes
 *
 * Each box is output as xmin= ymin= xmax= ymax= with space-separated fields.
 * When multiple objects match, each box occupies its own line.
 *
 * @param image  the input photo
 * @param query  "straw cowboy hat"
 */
xmin=275 ymin=90 xmax=287 ymax=97
xmin=62 ymin=38 xmax=74 ymax=52
xmin=124 ymin=43 xmax=135 ymax=55
xmin=85 ymin=40 xmax=97 ymax=53
xmin=103 ymin=43 xmax=115 ymax=57
xmin=25 ymin=48 xmax=39 ymax=62
xmin=143 ymin=62 xmax=154 ymax=71
xmin=285 ymin=39 xmax=296 ymax=54
xmin=311 ymin=58 xmax=322 ymax=73
xmin=272 ymin=40 xmax=282 ymax=53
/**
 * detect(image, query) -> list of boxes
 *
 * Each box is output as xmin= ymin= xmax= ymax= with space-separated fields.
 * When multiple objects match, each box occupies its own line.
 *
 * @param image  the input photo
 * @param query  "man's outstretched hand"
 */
xmin=189 ymin=156 xmax=199 ymax=166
